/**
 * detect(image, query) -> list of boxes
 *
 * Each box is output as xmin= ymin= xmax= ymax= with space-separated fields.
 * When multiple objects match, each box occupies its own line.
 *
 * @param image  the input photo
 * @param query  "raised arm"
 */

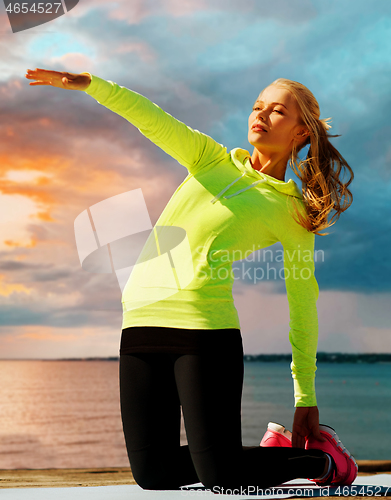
xmin=83 ymin=73 xmax=228 ymax=175
xmin=25 ymin=68 xmax=228 ymax=176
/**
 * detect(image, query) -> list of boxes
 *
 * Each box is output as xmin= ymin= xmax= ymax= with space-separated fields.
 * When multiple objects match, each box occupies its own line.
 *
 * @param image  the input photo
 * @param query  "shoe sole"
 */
xmin=307 ymin=424 xmax=358 ymax=486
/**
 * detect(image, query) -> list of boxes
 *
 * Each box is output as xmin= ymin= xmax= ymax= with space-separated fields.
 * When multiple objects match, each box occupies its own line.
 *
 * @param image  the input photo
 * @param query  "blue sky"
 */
xmin=0 ymin=0 xmax=390 ymax=357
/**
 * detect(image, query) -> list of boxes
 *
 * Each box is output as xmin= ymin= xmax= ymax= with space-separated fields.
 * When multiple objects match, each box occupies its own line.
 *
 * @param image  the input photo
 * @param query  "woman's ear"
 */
xmin=299 ymin=128 xmax=310 ymax=138
xmin=294 ymin=127 xmax=310 ymax=144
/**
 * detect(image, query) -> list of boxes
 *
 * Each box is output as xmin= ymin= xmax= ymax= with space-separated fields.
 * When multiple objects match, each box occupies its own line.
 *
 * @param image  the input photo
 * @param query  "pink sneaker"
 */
xmin=260 ymin=422 xmax=292 ymax=447
xmin=305 ymin=424 xmax=358 ymax=486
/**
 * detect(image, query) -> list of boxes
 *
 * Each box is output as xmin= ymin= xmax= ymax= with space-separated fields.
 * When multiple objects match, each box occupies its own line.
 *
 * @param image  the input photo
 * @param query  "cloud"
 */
xmin=232 ymin=284 xmax=391 ymax=354
xmin=115 ymin=41 xmax=157 ymax=62
xmin=70 ymin=0 xmax=317 ymax=26
xmin=1 ymin=0 xmax=390 ymax=357
xmin=0 ymin=274 xmax=33 ymax=296
xmin=0 ymin=324 xmax=121 ymax=359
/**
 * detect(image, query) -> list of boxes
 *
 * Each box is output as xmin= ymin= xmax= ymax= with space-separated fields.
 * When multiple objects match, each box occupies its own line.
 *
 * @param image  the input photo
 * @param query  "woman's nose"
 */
xmin=256 ymin=111 xmax=267 ymax=122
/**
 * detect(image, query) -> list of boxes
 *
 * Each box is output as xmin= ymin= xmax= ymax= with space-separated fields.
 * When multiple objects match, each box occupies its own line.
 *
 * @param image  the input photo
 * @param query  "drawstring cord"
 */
xmin=224 ymin=179 xmax=268 ymax=199
xmin=210 ymin=173 xmax=268 ymax=204
xmin=210 ymin=172 xmax=246 ymax=204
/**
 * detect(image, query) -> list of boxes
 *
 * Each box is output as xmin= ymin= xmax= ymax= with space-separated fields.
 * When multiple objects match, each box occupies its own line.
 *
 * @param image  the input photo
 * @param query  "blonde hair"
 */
xmin=269 ymin=78 xmax=354 ymax=236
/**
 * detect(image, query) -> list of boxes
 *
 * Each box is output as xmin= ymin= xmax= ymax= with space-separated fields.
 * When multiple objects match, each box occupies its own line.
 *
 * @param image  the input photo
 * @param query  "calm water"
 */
xmin=0 ymin=360 xmax=389 ymax=469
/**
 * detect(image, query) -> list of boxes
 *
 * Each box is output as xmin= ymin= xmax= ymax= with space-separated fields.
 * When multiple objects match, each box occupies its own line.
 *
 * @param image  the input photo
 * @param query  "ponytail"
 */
xmin=270 ymin=78 xmax=354 ymax=236
xmin=289 ymin=118 xmax=354 ymax=236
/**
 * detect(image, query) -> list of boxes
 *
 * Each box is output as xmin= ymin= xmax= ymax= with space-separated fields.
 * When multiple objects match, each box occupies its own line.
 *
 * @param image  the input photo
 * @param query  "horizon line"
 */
xmin=1 ymin=352 xmax=391 ymax=361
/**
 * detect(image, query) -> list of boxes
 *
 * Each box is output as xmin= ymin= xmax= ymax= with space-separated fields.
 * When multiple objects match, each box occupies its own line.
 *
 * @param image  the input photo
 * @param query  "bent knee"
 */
xmin=133 ymin=470 xmax=168 ymax=490
xmin=196 ymin=466 xmax=240 ymax=491
xmin=192 ymin=455 xmax=242 ymax=491
xmin=132 ymin=462 xmax=178 ymax=491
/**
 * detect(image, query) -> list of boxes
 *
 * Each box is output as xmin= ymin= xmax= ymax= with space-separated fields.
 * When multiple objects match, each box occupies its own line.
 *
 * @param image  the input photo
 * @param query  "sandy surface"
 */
xmin=0 ymin=461 xmax=390 ymax=490
xmin=0 ymin=467 xmax=136 ymax=489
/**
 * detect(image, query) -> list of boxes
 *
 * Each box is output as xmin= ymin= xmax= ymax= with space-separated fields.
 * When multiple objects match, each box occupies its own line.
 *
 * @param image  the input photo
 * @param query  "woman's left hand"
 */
xmin=25 ymin=68 xmax=91 ymax=91
xmin=291 ymin=406 xmax=327 ymax=449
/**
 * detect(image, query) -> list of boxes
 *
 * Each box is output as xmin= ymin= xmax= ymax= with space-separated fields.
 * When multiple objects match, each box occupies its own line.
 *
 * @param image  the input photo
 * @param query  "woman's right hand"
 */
xmin=25 ymin=68 xmax=91 ymax=91
xmin=292 ymin=405 xmax=326 ymax=449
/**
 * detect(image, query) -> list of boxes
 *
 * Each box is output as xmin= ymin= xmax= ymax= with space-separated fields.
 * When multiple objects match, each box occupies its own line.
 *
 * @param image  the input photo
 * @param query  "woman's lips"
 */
xmin=252 ymin=126 xmax=267 ymax=132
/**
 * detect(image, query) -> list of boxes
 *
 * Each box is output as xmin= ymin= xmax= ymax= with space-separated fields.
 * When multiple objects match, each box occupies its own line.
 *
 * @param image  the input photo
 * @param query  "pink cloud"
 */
xmin=115 ymin=42 xmax=157 ymax=63
xmin=0 ymin=324 xmax=121 ymax=359
xmin=106 ymin=0 xmax=208 ymax=24
xmin=50 ymin=53 xmax=94 ymax=73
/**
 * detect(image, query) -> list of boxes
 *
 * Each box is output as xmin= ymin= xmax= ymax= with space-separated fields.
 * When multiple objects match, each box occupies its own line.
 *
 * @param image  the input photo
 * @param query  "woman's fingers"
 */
xmin=292 ymin=429 xmax=304 ymax=448
xmin=26 ymin=76 xmax=53 ymax=86
xmin=27 ymin=67 xmax=57 ymax=76
xmin=25 ymin=68 xmax=58 ymax=86
xmin=26 ymin=68 xmax=52 ymax=78
xmin=25 ymin=68 xmax=90 ymax=91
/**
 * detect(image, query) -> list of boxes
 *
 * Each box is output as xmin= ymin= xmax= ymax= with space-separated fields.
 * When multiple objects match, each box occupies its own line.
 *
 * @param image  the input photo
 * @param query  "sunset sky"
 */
xmin=0 ymin=0 xmax=390 ymax=358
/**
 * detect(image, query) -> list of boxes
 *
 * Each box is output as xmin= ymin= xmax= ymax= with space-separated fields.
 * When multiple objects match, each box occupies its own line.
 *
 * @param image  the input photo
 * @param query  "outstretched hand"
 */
xmin=25 ymin=68 xmax=91 ymax=91
xmin=291 ymin=406 xmax=327 ymax=449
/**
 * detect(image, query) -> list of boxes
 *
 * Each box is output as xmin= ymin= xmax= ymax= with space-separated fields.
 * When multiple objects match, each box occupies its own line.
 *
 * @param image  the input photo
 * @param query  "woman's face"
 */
xmin=248 ymin=85 xmax=307 ymax=156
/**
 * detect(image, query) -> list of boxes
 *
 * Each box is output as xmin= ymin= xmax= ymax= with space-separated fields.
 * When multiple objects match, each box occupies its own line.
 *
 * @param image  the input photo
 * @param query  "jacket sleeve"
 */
xmin=82 ymin=73 xmax=227 ymax=176
xmin=278 ymin=206 xmax=320 ymax=408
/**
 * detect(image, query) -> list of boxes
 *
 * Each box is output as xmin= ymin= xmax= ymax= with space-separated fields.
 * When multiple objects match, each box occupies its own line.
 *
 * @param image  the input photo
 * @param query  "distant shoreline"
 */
xmin=1 ymin=353 xmax=391 ymax=363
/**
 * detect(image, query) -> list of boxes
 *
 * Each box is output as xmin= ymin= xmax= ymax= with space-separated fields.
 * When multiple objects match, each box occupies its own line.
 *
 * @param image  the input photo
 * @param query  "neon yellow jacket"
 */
xmin=83 ymin=73 xmax=320 ymax=407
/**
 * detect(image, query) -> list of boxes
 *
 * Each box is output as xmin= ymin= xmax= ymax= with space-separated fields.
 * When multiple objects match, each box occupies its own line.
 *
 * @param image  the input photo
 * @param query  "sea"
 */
xmin=0 ymin=359 xmax=389 ymax=469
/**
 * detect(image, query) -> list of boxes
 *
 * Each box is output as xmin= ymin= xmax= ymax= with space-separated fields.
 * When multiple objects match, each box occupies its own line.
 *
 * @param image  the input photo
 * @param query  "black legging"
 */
xmin=119 ymin=331 xmax=327 ymax=491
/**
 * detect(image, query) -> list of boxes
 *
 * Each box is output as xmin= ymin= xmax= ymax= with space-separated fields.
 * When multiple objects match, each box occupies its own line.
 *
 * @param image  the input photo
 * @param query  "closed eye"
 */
xmin=253 ymin=106 xmax=284 ymax=115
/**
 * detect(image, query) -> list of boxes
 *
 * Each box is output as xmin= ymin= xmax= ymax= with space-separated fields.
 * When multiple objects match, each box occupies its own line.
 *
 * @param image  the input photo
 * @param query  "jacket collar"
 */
xmin=210 ymin=148 xmax=303 ymax=205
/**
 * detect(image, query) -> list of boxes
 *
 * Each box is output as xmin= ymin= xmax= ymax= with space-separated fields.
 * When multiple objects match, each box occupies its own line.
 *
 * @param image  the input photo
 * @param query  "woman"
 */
xmin=25 ymin=68 xmax=356 ymax=491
